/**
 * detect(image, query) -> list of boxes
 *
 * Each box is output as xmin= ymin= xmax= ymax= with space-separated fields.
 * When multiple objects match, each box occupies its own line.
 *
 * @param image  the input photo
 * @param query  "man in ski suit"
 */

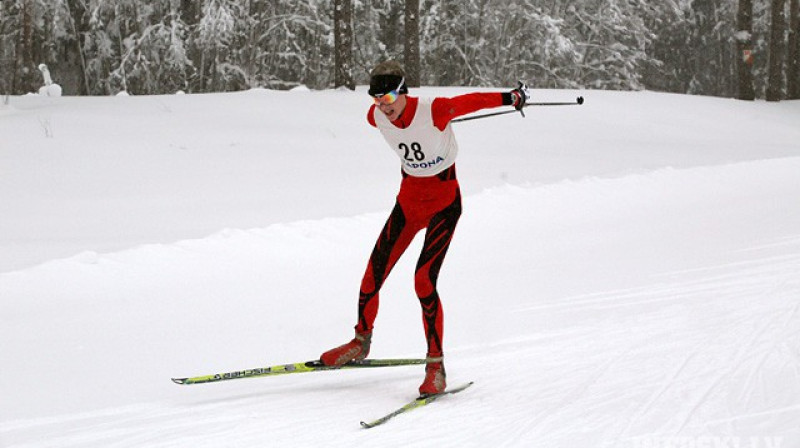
xmin=320 ymin=60 xmax=530 ymax=395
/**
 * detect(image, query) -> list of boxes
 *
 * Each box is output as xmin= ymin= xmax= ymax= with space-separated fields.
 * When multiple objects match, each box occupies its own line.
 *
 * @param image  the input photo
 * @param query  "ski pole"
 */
xmin=452 ymin=96 xmax=584 ymax=123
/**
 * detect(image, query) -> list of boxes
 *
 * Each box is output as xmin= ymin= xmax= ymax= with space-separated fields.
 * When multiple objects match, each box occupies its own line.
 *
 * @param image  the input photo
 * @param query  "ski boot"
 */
xmin=418 ymin=357 xmax=446 ymax=396
xmin=320 ymin=331 xmax=372 ymax=367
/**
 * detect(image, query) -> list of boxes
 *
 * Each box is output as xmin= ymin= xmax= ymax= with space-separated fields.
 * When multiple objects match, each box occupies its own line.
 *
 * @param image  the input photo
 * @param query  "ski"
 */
xmin=360 ymin=381 xmax=474 ymax=429
xmin=171 ymin=358 xmax=427 ymax=385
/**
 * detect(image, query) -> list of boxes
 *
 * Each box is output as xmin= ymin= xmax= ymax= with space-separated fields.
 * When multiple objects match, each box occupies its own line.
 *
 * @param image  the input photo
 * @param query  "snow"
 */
xmin=37 ymin=64 xmax=62 ymax=98
xmin=1 ymin=88 xmax=799 ymax=447
xmin=37 ymin=84 xmax=63 ymax=98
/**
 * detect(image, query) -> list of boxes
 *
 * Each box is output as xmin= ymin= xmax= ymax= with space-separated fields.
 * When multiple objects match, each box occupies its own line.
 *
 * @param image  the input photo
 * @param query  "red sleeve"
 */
xmin=367 ymin=104 xmax=377 ymax=127
xmin=431 ymin=92 xmax=505 ymax=131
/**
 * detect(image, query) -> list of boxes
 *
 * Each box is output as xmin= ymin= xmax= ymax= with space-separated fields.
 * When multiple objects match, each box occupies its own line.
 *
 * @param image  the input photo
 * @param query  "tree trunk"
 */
xmin=65 ymin=0 xmax=90 ymax=95
xmin=404 ymin=0 xmax=420 ymax=87
xmin=333 ymin=0 xmax=354 ymax=90
xmin=788 ymin=0 xmax=800 ymax=99
xmin=735 ymin=0 xmax=756 ymax=100
xmin=15 ymin=0 xmax=35 ymax=94
xmin=181 ymin=0 xmax=201 ymax=26
xmin=767 ymin=0 xmax=786 ymax=101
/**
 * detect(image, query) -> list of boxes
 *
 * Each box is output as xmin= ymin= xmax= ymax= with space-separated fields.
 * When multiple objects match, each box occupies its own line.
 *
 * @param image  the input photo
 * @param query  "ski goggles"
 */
xmin=372 ymin=77 xmax=405 ymax=105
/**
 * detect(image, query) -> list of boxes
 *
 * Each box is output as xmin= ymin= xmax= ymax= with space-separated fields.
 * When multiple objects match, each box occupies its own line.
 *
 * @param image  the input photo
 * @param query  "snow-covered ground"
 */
xmin=1 ymin=88 xmax=799 ymax=447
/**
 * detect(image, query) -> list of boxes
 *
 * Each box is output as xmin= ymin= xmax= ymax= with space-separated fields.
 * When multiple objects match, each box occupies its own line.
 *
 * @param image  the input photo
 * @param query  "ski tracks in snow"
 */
xmin=3 ymin=158 xmax=800 ymax=447
xmin=499 ymin=239 xmax=800 ymax=446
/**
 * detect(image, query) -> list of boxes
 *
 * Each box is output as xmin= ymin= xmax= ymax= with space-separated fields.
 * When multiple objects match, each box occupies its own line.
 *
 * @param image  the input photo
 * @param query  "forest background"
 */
xmin=1 ymin=0 xmax=798 ymax=101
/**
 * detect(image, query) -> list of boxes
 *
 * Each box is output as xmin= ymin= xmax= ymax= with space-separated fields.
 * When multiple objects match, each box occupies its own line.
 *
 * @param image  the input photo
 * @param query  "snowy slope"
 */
xmin=1 ymin=89 xmax=799 ymax=448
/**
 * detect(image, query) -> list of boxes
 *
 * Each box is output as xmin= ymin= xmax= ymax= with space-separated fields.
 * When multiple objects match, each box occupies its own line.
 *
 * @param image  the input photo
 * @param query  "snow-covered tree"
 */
xmin=0 ymin=0 xmax=793 ymax=98
xmin=249 ymin=0 xmax=331 ymax=89
xmin=196 ymin=0 xmax=242 ymax=92
xmin=352 ymin=0 xmax=396 ymax=81
xmin=109 ymin=2 xmax=195 ymax=94
xmin=644 ymin=0 xmax=737 ymax=96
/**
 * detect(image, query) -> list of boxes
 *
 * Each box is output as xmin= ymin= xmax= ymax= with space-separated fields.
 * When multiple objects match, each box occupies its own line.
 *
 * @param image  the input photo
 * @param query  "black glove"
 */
xmin=510 ymin=81 xmax=531 ymax=111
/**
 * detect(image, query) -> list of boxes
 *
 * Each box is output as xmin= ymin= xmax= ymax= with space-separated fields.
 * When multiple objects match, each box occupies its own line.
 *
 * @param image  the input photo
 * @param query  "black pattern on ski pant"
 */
xmin=356 ymin=166 xmax=461 ymax=358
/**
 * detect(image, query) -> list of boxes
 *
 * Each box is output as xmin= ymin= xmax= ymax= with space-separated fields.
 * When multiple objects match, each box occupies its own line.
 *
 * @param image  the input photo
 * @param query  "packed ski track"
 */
xmin=1 ymin=88 xmax=799 ymax=447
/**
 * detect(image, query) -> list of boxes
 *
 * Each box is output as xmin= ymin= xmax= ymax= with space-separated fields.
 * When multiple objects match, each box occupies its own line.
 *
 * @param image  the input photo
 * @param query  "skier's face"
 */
xmin=377 ymin=94 xmax=407 ymax=122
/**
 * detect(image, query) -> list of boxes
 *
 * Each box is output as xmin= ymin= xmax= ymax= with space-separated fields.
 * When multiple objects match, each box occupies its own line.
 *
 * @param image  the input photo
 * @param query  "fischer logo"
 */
xmin=405 ymin=156 xmax=445 ymax=170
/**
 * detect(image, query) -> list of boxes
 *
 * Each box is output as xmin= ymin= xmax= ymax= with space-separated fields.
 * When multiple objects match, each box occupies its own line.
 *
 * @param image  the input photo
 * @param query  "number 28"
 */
xmin=399 ymin=142 xmax=425 ymax=161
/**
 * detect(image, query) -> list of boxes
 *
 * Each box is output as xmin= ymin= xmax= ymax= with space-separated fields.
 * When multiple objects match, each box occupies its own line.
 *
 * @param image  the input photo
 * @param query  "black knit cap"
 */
xmin=369 ymin=74 xmax=407 ymax=97
xmin=368 ymin=60 xmax=408 ymax=97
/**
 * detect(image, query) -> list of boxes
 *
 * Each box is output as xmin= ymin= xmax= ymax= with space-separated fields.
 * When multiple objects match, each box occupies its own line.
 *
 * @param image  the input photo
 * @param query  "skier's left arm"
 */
xmin=431 ymin=87 xmax=529 ymax=131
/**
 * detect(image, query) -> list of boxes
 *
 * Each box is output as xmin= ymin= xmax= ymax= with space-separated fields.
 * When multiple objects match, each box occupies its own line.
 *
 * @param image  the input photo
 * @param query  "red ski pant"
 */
xmin=356 ymin=166 xmax=461 ymax=358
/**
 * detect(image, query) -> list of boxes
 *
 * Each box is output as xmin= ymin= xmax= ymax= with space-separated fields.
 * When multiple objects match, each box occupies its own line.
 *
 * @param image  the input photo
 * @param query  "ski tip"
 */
xmin=171 ymin=378 xmax=188 ymax=385
xmin=445 ymin=381 xmax=475 ymax=395
xmin=360 ymin=421 xmax=373 ymax=429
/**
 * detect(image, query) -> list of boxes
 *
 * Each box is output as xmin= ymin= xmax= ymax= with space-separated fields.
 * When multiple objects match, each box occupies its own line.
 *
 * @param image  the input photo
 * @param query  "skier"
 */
xmin=320 ymin=60 xmax=530 ymax=395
